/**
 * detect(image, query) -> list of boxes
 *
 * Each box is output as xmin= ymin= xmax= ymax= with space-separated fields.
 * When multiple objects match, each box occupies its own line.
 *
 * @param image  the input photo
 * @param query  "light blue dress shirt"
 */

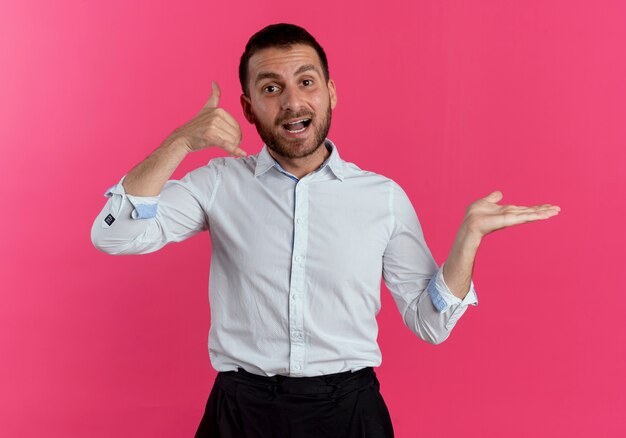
xmin=91 ymin=139 xmax=477 ymax=377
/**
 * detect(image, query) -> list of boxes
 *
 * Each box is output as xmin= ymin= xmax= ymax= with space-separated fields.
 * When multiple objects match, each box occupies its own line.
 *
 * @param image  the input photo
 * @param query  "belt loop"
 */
xmin=269 ymin=382 xmax=279 ymax=400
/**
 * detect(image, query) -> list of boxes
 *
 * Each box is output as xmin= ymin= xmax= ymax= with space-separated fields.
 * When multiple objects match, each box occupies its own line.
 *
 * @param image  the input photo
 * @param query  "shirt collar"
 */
xmin=254 ymin=139 xmax=344 ymax=181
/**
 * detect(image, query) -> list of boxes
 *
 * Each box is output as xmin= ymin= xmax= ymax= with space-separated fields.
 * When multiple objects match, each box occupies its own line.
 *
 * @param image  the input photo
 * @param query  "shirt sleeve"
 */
xmin=382 ymin=182 xmax=478 ymax=345
xmin=90 ymin=161 xmax=221 ymax=255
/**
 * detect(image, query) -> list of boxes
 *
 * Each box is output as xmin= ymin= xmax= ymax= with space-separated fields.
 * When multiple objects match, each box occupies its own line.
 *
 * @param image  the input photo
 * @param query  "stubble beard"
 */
xmin=253 ymin=105 xmax=332 ymax=160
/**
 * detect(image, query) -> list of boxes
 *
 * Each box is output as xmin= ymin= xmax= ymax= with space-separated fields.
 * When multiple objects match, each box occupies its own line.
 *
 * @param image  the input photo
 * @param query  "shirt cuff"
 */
xmin=104 ymin=177 xmax=160 ymax=220
xmin=427 ymin=264 xmax=478 ymax=313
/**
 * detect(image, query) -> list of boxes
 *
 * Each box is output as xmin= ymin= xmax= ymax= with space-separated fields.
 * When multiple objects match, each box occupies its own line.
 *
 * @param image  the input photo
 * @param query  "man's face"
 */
xmin=241 ymin=44 xmax=337 ymax=160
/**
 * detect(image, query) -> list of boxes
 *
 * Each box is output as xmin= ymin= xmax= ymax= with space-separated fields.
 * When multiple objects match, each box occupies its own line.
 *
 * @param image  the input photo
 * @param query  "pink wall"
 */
xmin=1 ymin=0 xmax=625 ymax=436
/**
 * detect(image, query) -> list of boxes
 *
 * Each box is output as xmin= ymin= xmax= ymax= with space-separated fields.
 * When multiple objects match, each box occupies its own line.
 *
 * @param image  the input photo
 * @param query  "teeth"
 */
xmin=287 ymin=126 xmax=307 ymax=133
xmin=284 ymin=118 xmax=310 ymax=133
xmin=286 ymin=118 xmax=310 ymax=125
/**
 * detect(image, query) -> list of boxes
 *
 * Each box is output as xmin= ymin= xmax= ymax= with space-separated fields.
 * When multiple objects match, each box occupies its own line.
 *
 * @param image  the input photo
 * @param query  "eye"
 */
xmin=263 ymin=84 xmax=280 ymax=94
xmin=302 ymin=79 xmax=313 ymax=86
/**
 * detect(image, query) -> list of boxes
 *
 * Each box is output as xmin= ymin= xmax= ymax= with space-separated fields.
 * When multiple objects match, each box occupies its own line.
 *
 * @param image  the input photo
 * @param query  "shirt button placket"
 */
xmin=288 ymin=181 xmax=309 ymax=376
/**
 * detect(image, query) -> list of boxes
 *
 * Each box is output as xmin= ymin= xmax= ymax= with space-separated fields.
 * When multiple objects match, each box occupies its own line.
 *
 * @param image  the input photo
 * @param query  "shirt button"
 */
xmin=296 ymin=218 xmax=303 ymax=224
xmin=295 ymin=255 xmax=302 ymax=262
xmin=293 ymin=363 xmax=302 ymax=371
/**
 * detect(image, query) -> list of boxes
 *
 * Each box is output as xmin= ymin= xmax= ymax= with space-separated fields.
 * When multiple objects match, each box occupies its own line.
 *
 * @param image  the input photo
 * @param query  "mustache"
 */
xmin=275 ymin=111 xmax=314 ymax=126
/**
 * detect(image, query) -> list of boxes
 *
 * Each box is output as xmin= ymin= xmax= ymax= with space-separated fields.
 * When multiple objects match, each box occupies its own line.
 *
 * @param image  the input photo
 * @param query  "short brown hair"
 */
xmin=239 ymin=23 xmax=330 ymax=96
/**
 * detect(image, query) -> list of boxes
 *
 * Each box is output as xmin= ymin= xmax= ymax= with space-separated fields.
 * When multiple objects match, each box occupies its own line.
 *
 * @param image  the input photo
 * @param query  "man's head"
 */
xmin=239 ymin=24 xmax=337 ymax=161
xmin=239 ymin=23 xmax=329 ymax=97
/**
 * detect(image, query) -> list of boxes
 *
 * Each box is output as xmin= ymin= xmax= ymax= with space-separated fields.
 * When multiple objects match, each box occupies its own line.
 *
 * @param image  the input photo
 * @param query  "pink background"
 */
xmin=1 ymin=0 xmax=625 ymax=436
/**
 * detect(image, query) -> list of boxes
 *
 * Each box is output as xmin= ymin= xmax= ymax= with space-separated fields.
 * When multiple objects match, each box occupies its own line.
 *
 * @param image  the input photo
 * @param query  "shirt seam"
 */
xmin=206 ymin=160 xmax=222 ymax=214
xmin=388 ymin=179 xmax=397 ymax=239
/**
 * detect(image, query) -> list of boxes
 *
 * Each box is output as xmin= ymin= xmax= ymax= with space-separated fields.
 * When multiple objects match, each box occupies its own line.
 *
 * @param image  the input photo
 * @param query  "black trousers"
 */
xmin=195 ymin=367 xmax=394 ymax=438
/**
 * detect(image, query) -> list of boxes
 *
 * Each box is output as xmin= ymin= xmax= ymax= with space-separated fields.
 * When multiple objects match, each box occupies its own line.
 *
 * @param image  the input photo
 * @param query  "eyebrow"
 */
xmin=254 ymin=64 xmax=321 ymax=85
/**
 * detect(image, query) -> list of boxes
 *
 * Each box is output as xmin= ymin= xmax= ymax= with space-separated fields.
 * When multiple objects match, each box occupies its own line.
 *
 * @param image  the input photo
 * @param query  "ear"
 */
xmin=240 ymin=94 xmax=255 ymax=124
xmin=327 ymin=79 xmax=337 ymax=110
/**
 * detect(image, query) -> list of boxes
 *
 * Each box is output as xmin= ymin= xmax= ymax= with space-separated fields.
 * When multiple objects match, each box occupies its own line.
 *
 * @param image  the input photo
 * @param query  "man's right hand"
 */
xmin=121 ymin=82 xmax=247 ymax=196
xmin=172 ymin=82 xmax=246 ymax=158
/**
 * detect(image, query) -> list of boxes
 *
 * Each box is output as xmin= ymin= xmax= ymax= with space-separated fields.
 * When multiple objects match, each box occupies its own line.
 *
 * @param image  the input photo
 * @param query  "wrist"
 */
xmin=456 ymin=221 xmax=483 ymax=251
xmin=161 ymin=133 xmax=193 ymax=155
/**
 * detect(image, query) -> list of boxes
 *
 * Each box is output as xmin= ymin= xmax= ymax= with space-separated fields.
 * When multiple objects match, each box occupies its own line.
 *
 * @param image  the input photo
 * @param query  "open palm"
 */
xmin=464 ymin=191 xmax=561 ymax=238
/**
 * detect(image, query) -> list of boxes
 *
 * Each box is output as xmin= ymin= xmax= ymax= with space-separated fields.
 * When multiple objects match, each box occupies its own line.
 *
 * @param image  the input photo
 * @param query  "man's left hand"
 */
xmin=463 ymin=191 xmax=561 ymax=239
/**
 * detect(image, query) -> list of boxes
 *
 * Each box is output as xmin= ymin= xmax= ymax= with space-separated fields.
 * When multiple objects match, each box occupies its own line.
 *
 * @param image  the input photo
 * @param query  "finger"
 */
xmin=210 ymin=126 xmax=246 ymax=157
xmin=541 ymin=204 xmax=561 ymax=212
xmin=205 ymin=107 xmax=242 ymax=143
xmin=218 ymin=108 xmax=243 ymax=136
xmin=509 ymin=209 xmax=560 ymax=224
xmin=221 ymin=143 xmax=247 ymax=157
xmin=204 ymin=81 xmax=221 ymax=109
xmin=521 ymin=205 xmax=561 ymax=214
xmin=518 ymin=203 xmax=560 ymax=210
xmin=484 ymin=190 xmax=503 ymax=203
xmin=501 ymin=205 xmax=524 ymax=214
xmin=523 ymin=210 xmax=560 ymax=221
xmin=535 ymin=205 xmax=561 ymax=212
xmin=209 ymin=125 xmax=240 ymax=149
xmin=222 ymin=134 xmax=247 ymax=156
xmin=231 ymin=146 xmax=247 ymax=157
xmin=509 ymin=205 xmax=555 ymax=213
xmin=214 ymin=117 xmax=243 ymax=148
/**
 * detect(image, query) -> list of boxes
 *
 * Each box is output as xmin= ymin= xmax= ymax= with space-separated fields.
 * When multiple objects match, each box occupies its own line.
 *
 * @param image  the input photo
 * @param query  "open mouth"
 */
xmin=282 ymin=118 xmax=312 ymax=134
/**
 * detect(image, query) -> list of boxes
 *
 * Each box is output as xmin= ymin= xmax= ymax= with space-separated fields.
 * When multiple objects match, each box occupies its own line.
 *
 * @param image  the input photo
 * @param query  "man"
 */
xmin=91 ymin=23 xmax=560 ymax=437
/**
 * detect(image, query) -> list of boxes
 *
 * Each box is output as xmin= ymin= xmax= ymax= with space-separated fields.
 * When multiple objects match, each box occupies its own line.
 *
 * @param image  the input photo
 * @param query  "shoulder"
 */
xmin=340 ymin=159 xmax=405 ymax=194
xmin=187 ymin=153 xmax=260 ymax=179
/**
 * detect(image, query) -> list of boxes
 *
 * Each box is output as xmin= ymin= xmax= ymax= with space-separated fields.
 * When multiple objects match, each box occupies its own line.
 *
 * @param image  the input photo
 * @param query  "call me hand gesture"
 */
xmin=122 ymin=82 xmax=246 ymax=196
xmin=176 ymin=82 xmax=247 ymax=158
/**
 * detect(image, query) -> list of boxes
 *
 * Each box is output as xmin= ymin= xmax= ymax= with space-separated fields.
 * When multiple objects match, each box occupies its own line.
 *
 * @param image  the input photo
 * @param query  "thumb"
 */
xmin=484 ymin=190 xmax=503 ymax=203
xmin=204 ymin=81 xmax=221 ymax=108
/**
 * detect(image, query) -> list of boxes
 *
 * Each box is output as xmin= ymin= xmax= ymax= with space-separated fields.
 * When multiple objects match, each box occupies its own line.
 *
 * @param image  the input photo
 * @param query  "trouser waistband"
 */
xmin=216 ymin=367 xmax=376 ymax=396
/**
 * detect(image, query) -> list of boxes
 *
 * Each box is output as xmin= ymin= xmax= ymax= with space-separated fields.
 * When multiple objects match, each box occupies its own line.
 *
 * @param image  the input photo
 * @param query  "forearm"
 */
xmin=123 ymin=135 xmax=190 ymax=196
xmin=442 ymin=222 xmax=482 ymax=299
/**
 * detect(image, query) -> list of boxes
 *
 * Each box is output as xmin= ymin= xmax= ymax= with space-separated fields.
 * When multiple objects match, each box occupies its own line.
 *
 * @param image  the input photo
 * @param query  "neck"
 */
xmin=268 ymin=143 xmax=330 ymax=179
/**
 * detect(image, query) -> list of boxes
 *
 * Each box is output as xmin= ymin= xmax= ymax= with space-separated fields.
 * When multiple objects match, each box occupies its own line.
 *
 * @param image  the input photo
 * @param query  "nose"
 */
xmin=280 ymin=85 xmax=303 ymax=112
